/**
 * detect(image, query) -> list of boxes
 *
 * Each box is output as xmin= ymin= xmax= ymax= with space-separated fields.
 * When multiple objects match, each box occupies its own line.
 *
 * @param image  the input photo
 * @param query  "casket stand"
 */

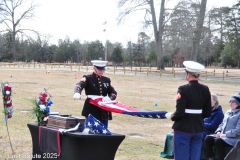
xmin=28 ymin=120 xmax=125 ymax=160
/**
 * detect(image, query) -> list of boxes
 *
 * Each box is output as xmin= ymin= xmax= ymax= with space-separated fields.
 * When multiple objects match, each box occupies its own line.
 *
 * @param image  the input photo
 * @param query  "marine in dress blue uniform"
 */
xmin=75 ymin=60 xmax=117 ymax=128
xmin=165 ymin=61 xmax=212 ymax=160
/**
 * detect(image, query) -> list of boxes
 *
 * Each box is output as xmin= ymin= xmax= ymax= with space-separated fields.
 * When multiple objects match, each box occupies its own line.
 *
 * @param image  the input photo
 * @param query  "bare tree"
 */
xmin=117 ymin=0 xmax=180 ymax=69
xmin=191 ymin=0 xmax=207 ymax=61
xmin=166 ymin=1 xmax=197 ymax=61
xmin=0 ymin=0 xmax=39 ymax=61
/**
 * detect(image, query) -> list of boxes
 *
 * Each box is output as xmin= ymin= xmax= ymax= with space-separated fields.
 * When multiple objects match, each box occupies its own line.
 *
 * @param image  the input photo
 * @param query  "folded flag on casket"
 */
xmin=82 ymin=114 xmax=112 ymax=135
xmin=89 ymin=97 xmax=167 ymax=119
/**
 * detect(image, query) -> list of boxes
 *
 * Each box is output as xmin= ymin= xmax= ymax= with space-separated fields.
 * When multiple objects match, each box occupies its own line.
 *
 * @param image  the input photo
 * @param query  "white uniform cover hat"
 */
xmin=91 ymin=60 xmax=108 ymax=70
xmin=183 ymin=61 xmax=205 ymax=73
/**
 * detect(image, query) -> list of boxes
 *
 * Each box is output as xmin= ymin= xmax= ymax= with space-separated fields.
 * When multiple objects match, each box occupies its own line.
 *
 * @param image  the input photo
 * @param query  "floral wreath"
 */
xmin=1 ymin=82 xmax=14 ymax=120
xmin=29 ymin=88 xmax=53 ymax=126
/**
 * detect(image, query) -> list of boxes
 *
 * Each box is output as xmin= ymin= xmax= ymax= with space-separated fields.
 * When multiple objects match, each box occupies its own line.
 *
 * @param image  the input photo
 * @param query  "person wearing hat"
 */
xmin=204 ymin=92 xmax=240 ymax=160
xmin=74 ymin=60 xmax=117 ymax=128
xmin=165 ymin=61 xmax=212 ymax=160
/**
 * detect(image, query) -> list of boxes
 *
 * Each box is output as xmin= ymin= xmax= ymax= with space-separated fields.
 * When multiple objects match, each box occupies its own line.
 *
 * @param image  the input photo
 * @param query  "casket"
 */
xmin=47 ymin=115 xmax=85 ymax=131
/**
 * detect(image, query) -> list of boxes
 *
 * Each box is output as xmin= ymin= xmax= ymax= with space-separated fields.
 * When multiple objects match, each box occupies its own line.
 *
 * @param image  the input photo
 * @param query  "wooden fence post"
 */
xmin=223 ymin=71 xmax=225 ymax=81
xmin=124 ymin=67 xmax=126 ymax=74
xmin=114 ymin=67 xmax=116 ymax=74
xmin=173 ymin=69 xmax=175 ymax=78
xmin=160 ymin=70 xmax=162 ymax=77
xmin=147 ymin=69 xmax=149 ymax=76
xmin=205 ymin=71 xmax=207 ymax=80
xmin=135 ymin=68 xmax=137 ymax=75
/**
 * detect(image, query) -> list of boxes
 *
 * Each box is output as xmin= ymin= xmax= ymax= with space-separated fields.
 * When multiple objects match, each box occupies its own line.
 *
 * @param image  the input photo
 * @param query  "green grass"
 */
xmin=0 ymin=68 xmax=239 ymax=160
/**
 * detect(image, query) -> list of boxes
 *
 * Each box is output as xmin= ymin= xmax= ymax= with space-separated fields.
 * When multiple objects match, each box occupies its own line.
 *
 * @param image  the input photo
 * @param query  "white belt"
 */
xmin=185 ymin=109 xmax=202 ymax=114
xmin=87 ymin=95 xmax=102 ymax=98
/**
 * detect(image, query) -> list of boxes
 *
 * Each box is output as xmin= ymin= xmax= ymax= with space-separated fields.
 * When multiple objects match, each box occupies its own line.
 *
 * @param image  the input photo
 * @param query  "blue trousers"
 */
xmin=174 ymin=130 xmax=202 ymax=160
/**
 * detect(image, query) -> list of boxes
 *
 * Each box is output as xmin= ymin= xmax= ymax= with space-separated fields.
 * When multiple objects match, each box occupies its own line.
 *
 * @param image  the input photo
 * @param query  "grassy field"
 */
xmin=0 ymin=68 xmax=239 ymax=160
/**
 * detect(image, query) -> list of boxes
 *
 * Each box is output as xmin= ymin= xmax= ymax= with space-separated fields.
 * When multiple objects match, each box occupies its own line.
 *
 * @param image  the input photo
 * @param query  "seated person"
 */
xmin=204 ymin=92 xmax=240 ymax=160
xmin=203 ymin=93 xmax=224 ymax=140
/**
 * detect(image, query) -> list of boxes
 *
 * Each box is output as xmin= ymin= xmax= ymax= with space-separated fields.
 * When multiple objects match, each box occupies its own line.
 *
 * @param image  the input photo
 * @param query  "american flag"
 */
xmin=89 ymin=97 xmax=167 ymax=119
xmin=82 ymin=114 xmax=111 ymax=135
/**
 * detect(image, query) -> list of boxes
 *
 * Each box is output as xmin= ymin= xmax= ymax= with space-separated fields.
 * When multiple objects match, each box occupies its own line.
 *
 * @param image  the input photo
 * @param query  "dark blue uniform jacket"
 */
xmin=79 ymin=72 xmax=117 ymax=120
xmin=171 ymin=80 xmax=212 ymax=133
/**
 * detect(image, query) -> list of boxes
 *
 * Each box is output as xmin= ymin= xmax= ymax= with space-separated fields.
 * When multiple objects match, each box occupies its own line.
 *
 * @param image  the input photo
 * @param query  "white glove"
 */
xmin=165 ymin=112 xmax=173 ymax=120
xmin=102 ymin=96 xmax=111 ymax=102
xmin=73 ymin=93 xmax=81 ymax=99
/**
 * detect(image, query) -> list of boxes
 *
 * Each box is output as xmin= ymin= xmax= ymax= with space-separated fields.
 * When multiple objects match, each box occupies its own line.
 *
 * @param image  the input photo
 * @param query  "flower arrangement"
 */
xmin=1 ymin=82 xmax=14 ymax=120
xmin=29 ymin=89 xmax=53 ymax=126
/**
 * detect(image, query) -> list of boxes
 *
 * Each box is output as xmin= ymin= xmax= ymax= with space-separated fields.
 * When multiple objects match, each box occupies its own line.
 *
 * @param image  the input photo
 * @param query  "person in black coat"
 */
xmin=203 ymin=93 xmax=224 ymax=140
xmin=74 ymin=60 xmax=117 ymax=128
xmin=165 ymin=61 xmax=212 ymax=160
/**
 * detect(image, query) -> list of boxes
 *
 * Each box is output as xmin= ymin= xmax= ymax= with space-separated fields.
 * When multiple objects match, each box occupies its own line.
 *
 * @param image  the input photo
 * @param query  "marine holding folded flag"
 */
xmin=165 ymin=61 xmax=212 ymax=160
xmin=74 ymin=60 xmax=117 ymax=128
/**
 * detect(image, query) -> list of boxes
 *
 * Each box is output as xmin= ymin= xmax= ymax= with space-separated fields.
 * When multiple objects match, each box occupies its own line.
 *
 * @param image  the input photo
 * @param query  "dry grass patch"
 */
xmin=0 ymin=68 xmax=239 ymax=160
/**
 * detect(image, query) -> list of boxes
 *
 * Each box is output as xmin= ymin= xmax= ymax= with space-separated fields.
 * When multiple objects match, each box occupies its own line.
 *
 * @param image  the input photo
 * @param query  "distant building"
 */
xmin=172 ymin=51 xmax=184 ymax=67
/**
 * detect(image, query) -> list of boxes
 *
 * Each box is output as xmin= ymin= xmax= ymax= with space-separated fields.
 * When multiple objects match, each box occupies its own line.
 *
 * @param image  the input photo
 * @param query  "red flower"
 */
xmin=6 ymin=103 xmax=12 ymax=107
xmin=42 ymin=93 xmax=48 ymax=98
xmin=40 ymin=97 xmax=47 ymax=104
xmin=5 ymin=96 xmax=10 ymax=101
xmin=7 ymin=114 xmax=12 ymax=118
xmin=2 ymin=82 xmax=13 ymax=120
xmin=5 ymin=85 xmax=11 ymax=91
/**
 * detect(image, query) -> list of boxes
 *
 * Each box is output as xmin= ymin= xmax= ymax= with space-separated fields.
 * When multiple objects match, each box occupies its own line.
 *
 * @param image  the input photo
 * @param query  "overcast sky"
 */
xmin=19 ymin=0 xmax=238 ymax=46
